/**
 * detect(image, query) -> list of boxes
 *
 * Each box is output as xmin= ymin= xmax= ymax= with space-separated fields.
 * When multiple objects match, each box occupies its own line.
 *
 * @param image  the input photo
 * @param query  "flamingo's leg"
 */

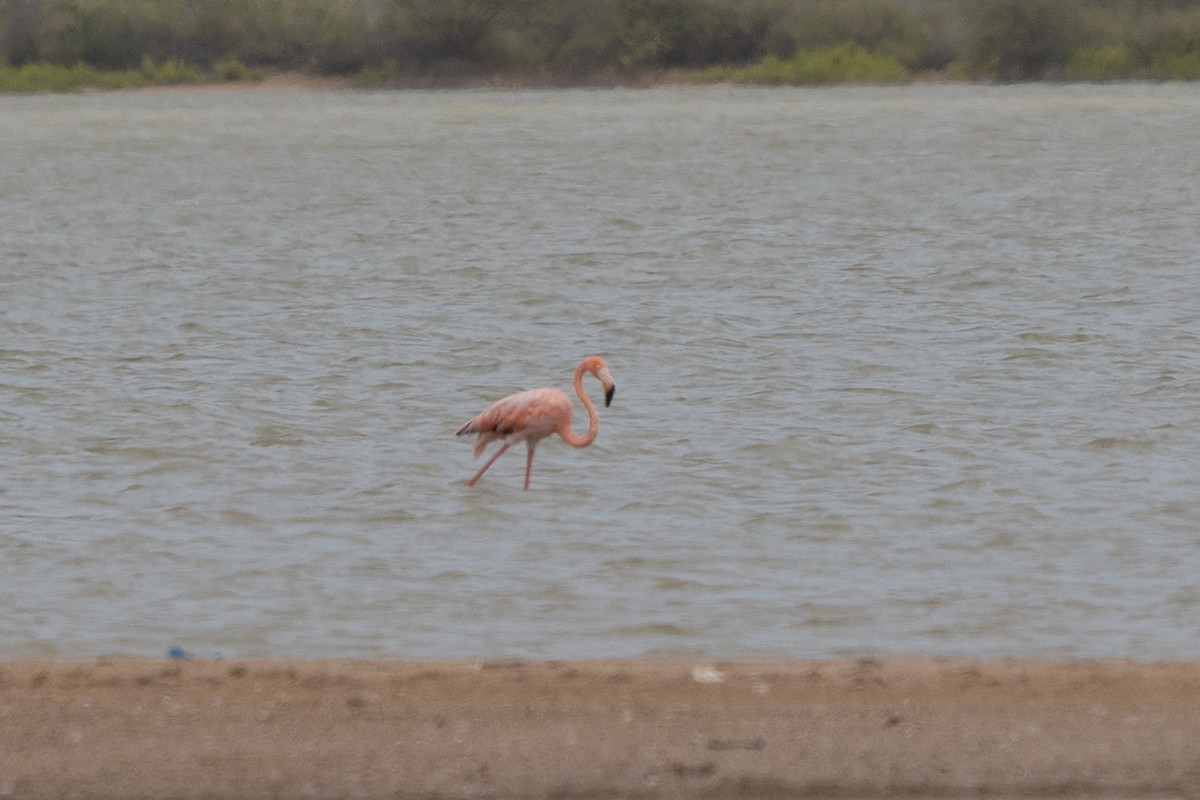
xmin=467 ymin=442 xmax=511 ymax=487
xmin=523 ymin=443 xmax=537 ymax=490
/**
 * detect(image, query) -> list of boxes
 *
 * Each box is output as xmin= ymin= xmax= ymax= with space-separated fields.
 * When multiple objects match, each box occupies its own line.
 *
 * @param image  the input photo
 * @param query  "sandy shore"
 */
xmin=2 ymin=658 xmax=1199 ymax=799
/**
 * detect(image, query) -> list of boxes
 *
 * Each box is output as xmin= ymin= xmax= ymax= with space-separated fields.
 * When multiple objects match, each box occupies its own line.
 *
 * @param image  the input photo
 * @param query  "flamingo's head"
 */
xmin=584 ymin=356 xmax=615 ymax=407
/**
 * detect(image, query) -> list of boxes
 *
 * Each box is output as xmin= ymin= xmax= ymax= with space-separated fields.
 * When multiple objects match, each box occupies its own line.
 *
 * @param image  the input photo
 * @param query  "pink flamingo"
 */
xmin=457 ymin=356 xmax=615 ymax=489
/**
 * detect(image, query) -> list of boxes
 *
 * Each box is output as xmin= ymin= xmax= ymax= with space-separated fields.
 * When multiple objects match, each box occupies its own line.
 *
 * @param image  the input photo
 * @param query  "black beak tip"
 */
xmin=604 ymin=386 xmax=615 ymax=407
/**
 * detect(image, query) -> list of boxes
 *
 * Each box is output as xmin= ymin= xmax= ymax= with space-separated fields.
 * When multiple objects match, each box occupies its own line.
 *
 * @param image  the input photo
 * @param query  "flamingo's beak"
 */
xmin=598 ymin=366 xmax=615 ymax=407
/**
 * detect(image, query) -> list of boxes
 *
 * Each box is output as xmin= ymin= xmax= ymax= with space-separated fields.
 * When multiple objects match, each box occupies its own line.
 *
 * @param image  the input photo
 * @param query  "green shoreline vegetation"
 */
xmin=2 ymin=0 xmax=1200 ymax=92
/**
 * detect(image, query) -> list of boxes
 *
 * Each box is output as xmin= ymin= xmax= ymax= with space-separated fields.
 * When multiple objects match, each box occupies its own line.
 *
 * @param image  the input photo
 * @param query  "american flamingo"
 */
xmin=456 ymin=356 xmax=615 ymax=489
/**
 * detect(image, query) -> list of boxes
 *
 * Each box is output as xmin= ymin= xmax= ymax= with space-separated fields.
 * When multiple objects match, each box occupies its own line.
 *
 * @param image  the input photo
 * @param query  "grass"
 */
xmin=1146 ymin=48 xmax=1200 ymax=81
xmin=683 ymin=44 xmax=910 ymax=86
xmin=351 ymin=58 xmax=401 ymax=88
xmin=1065 ymin=45 xmax=1138 ymax=81
xmin=0 ymin=57 xmax=262 ymax=93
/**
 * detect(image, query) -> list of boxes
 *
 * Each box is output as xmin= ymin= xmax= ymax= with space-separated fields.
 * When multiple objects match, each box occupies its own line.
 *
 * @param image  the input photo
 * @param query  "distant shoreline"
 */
xmin=88 ymin=70 xmax=356 ymax=93
xmin=57 ymin=69 xmax=1193 ymax=95
xmin=4 ymin=657 xmax=1199 ymax=799
xmin=7 ymin=63 xmax=1197 ymax=96
xmin=6 ymin=0 xmax=1200 ymax=93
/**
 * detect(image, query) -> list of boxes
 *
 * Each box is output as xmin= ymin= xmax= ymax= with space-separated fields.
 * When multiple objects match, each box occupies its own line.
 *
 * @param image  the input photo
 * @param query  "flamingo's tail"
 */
xmin=457 ymin=417 xmax=492 ymax=459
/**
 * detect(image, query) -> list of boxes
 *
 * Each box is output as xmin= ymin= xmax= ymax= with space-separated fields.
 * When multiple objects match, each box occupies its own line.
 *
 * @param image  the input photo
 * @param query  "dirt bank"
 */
xmin=2 ymin=658 xmax=1199 ymax=798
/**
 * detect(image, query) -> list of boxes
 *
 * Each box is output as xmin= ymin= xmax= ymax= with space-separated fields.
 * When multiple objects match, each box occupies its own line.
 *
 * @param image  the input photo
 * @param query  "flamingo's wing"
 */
xmin=457 ymin=388 xmax=570 ymax=459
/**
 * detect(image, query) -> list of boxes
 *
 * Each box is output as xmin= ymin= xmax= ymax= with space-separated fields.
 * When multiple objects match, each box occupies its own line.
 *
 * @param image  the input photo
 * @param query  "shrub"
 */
xmin=789 ymin=43 xmax=909 ymax=83
xmin=141 ymin=56 xmax=203 ymax=84
xmin=0 ymin=61 xmax=80 ymax=92
xmin=684 ymin=43 xmax=909 ymax=85
xmin=212 ymin=56 xmax=260 ymax=82
xmin=0 ymin=55 xmax=262 ymax=92
xmin=1146 ymin=47 xmax=1200 ymax=80
xmin=353 ymin=57 xmax=400 ymax=87
xmin=0 ymin=59 xmax=144 ymax=91
xmin=1065 ymin=44 xmax=1136 ymax=80
xmin=615 ymin=0 xmax=759 ymax=69
xmin=959 ymin=0 xmax=1080 ymax=79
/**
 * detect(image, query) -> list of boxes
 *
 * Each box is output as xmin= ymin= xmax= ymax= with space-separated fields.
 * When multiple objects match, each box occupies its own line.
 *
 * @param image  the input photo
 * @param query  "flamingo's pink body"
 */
xmin=457 ymin=356 xmax=615 ymax=489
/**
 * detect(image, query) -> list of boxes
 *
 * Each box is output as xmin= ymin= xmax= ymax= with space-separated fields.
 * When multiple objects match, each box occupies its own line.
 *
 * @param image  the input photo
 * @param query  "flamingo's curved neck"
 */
xmin=560 ymin=362 xmax=600 ymax=448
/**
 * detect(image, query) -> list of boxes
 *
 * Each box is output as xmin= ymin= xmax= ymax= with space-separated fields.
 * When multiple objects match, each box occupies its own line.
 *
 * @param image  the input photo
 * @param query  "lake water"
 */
xmin=2 ymin=83 xmax=1199 ymax=661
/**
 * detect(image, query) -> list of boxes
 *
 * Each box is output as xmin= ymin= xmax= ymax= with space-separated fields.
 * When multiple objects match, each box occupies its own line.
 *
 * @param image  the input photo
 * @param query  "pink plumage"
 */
xmin=457 ymin=356 xmax=615 ymax=489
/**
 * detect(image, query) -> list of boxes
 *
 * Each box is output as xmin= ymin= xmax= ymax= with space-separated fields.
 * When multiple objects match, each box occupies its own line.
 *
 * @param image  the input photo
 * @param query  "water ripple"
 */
xmin=2 ymin=85 xmax=1200 ymax=660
